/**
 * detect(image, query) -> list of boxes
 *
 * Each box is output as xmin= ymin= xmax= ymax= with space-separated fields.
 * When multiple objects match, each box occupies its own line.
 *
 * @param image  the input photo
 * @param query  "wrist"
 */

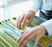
xmin=40 ymin=25 xmax=48 ymax=36
xmin=40 ymin=25 xmax=47 ymax=34
xmin=28 ymin=10 xmax=35 ymax=15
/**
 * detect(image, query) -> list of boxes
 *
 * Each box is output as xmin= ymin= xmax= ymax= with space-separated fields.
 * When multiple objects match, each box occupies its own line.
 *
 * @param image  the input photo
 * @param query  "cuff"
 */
xmin=28 ymin=0 xmax=42 ymax=14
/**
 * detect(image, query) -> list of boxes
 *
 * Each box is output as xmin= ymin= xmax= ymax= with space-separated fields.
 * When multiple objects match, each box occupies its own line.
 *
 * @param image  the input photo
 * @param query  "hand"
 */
xmin=16 ymin=11 xmax=35 ymax=29
xmin=17 ymin=25 xmax=46 ymax=47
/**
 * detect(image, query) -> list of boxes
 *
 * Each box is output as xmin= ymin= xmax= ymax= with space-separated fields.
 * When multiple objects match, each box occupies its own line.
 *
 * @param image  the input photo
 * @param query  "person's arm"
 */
xmin=41 ymin=19 xmax=52 ymax=36
xmin=29 ymin=0 xmax=43 ymax=13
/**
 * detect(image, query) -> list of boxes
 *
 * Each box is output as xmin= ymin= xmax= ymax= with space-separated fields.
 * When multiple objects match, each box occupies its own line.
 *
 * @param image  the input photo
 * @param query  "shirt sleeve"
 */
xmin=40 ymin=19 xmax=52 ymax=36
xmin=29 ymin=0 xmax=43 ymax=13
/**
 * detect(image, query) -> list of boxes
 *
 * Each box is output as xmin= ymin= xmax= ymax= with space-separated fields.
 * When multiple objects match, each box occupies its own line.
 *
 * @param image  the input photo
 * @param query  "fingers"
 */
xmin=26 ymin=17 xmax=34 ymax=26
xmin=22 ymin=32 xmax=36 ymax=47
xmin=18 ymin=31 xmax=32 ymax=46
xmin=21 ymin=16 xmax=27 ymax=29
xmin=22 ymin=36 xmax=33 ymax=47
xmin=34 ymin=35 xmax=40 ymax=47
xmin=17 ymin=28 xmax=38 ymax=47
xmin=17 ymin=14 xmax=27 ymax=29
xmin=18 ymin=14 xmax=25 ymax=28
xmin=17 ymin=31 xmax=28 ymax=43
xmin=17 ymin=30 xmax=35 ymax=46
xmin=16 ymin=14 xmax=25 ymax=29
xmin=17 ymin=11 xmax=35 ymax=29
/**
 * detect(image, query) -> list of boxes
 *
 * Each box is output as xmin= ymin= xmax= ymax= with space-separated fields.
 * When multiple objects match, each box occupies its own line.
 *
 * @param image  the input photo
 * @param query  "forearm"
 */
xmin=40 ymin=19 xmax=52 ymax=36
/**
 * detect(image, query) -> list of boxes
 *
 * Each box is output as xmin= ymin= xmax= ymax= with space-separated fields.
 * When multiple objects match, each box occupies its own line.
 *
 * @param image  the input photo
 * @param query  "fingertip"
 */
xmin=18 ymin=26 xmax=20 ymax=29
xmin=21 ymin=27 xmax=23 ymax=29
xmin=17 ymin=41 xmax=18 ymax=43
xmin=16 ymin=25 xmax=18 ymax=27
xmin=22 ymin=43 xmax=26 ymax=47
xmin=17 ymin=38 xmax=20 ymax=43
xmin=21 ymin=31 xmax=24 ymax=33
xmin=26 ymin=24 xmax=29 ymax=26
xmin=18 ymin=27 xmax=21 ymax=29
xmin=21 ymin=25 xmax=25 ymax=29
